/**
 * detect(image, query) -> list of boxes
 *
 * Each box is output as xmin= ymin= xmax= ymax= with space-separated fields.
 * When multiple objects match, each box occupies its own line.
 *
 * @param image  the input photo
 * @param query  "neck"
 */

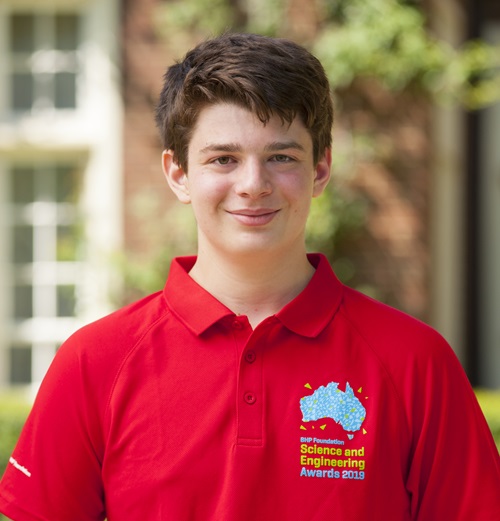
xmin=189 ymin=248 xmax=315 ymax=328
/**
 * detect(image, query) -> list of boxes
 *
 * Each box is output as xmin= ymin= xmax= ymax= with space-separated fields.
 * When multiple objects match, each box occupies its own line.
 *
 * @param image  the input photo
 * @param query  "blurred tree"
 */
xmin=155 ymin=0 xmax=500 ymax=106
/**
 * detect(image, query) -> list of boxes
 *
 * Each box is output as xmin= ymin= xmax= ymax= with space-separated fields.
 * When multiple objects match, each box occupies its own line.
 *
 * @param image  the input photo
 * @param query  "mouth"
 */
xmin=227 ymin=208 xmax=280 ymax=226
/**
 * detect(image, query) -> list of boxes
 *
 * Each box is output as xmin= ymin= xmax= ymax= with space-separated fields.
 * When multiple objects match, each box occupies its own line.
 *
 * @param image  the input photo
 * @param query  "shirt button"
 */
xmin=232 ymin=319 xmax=243 ymax=329
xmin=244 ymin=392 xmax=257 ymax=405
xmin=244 ymin=350 xmax=256 ymax=364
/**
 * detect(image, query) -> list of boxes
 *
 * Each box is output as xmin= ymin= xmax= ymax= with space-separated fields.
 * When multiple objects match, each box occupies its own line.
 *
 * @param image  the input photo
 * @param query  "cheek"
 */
xmin=189 ymin=179 xmax=229 ymax=210
xmin=282 ymin=176 xmax=314 ymax=204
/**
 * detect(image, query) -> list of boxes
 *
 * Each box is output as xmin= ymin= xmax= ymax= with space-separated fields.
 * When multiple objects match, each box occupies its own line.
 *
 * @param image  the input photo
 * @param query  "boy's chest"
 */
xmin=101 ymin=331 xmax=411 ymax=520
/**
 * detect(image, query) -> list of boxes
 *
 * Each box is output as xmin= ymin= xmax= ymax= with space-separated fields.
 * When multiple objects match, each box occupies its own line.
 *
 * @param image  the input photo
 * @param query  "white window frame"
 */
xmin=8 ymin=12 xmax=81 ymax=113
xmin=0 ymin=0 xmax=122 ymax=394
xmin=6 ymin=159 xmax=86 ymax=384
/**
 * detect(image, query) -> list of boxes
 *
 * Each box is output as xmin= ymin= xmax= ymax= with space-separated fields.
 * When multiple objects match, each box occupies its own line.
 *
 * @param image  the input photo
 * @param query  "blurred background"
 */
xmin=0 ymin=0 xmax=499 ymax=413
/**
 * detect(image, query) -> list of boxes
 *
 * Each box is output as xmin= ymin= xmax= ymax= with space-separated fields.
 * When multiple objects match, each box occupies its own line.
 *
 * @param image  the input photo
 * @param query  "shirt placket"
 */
xmin=230 ymin=316 xmax=267 ymax=447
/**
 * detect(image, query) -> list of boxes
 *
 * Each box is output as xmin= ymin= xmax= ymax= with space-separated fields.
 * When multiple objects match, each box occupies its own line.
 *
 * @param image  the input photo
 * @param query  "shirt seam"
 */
xmin=103 ymin=306 xmax=172 ymax=432
xmin=337 ymin=305 xmax=412 ymax=445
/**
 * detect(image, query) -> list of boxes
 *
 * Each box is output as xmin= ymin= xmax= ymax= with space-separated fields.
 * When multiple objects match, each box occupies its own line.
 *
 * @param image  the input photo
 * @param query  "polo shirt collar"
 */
xmin=275 ymin=253 xmax=343 ymax=337
xmin=163 ymin=256 xmax=234 ymax=335
xmin=163 ymin=254 xmax=343 ymax=338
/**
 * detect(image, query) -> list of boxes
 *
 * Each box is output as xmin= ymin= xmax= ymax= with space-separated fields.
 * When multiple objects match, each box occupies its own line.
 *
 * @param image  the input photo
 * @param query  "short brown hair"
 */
xmin=155 ymin=33 xmax=333 ymax=171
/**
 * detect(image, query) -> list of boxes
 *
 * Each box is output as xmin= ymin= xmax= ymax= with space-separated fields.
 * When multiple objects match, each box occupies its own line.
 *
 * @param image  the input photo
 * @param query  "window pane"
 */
xmin=12 ymin=73 xmax=34 ymax=110
xmin=13 ymin=225 xmax=33 ymax=263
xmin=10 ymin=14 xmax=35 ymax=53
xmin=57 ymin=285 xmax=76 ymax=316
xmin=14 ymin=285 xmax=33 ymax=319
xmin=57 ymin=225 xmax=79 ymax=261
xmin=55 ymin=14 xmax=79 ymax=51
xmin=9 ymin=346 xmax=32 ymax=384
xmin=12 ymin=167 xmax=35 ymax=204
xmin=56 ymin=165 xmax=80 ymax=203
xmin=54 ymin=72 xmax=76 ymax=109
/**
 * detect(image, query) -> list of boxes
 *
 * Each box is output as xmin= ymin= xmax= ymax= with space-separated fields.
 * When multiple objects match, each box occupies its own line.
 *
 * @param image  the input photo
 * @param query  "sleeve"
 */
xmin=403 ymin=335 xmax=500 ymax=520
xmin=0 ymin=332 xmax=108 ymax=521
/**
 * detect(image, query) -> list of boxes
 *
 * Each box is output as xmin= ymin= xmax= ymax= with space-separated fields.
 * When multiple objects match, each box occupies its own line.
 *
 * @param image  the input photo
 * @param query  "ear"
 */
xmin=312 ymin=148 xmax=332 ymax=197
xmin=162 ymin=150 xmax=191 ymax=204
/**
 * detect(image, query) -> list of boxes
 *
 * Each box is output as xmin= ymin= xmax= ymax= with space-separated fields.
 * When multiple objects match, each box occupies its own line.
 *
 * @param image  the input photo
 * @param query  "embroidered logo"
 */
xmin=299 ymin=381 xmax=368 ymax=480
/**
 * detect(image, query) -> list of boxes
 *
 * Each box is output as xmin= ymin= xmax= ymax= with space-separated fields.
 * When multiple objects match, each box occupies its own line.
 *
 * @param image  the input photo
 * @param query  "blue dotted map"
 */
xmin=300 ymin=382 xmax=366 ymax=433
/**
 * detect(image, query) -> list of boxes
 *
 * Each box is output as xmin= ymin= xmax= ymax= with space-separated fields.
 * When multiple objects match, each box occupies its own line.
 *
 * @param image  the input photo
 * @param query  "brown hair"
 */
xmin=155 ymin=33 xmax=333 ymax=171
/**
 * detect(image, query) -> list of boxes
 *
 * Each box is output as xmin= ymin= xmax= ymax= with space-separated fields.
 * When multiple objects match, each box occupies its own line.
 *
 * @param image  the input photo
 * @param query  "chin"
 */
xmin=222 ymin=240 xmax=292 ymax=261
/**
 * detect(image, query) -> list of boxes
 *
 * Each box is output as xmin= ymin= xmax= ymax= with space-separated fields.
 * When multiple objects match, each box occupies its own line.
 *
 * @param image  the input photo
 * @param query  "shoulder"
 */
xmin=336 ymin=286 xmax=464 ymax=396
xmin=336 ymin=286 xmax=487 ymax=450
xmin=64 ymin=290 xmax=169 ymax=360
xmin=29 ymin=291 xmax=172 ymax=448
xmin=339 ymin=285 xmax=451 ymax=358
xmin=43 ymin=291 xmax=171 ymax=410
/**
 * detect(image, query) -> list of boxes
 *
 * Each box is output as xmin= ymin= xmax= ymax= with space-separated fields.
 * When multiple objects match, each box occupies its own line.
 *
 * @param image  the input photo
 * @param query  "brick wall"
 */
xmin=334 ymin=80 xmax=432 ymax=320
xmin=122 ymin=0 xmax=177 ymax=258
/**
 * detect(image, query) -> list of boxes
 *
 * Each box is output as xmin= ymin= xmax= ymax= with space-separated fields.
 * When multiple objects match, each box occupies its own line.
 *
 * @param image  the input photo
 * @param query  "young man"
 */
xmin=0 ymin=33 xmax=499 ymax=521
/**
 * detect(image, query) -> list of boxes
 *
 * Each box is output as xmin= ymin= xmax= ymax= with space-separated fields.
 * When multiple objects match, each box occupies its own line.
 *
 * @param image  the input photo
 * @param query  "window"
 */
xmin=8 ymin=162 xmax=84 ymax=385
xmin=0 ymin=0 xmax=122 ymax=392
xmin=8 ymin=13 xmax=80 ymax=113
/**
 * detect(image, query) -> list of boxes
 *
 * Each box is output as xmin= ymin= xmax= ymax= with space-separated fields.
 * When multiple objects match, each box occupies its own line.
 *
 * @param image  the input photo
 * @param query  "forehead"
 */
xmin=188 ymin=102 xmax=312 ymax=154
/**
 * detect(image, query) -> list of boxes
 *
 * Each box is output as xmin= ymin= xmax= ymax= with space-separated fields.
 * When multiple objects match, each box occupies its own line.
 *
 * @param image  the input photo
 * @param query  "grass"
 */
xmin=475 ymin=389 xmax=500 ymax=451
xmin=0 ymin=392 xmax=31 ymax=477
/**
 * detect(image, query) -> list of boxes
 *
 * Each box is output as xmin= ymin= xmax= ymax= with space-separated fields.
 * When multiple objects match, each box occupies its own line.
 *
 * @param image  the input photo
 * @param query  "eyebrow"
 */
xmin=199 ymin=140 xmax=306 ymax=154
xmin=265 ymin=141 xmax=306 ymax=152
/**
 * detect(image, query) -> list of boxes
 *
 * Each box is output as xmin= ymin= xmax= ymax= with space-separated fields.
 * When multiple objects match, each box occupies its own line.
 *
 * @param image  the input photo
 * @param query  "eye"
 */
xmin=272 ymin=154 xmax=293 ymax=163
xmin=213 ymin=156 xmax=234 ymax=165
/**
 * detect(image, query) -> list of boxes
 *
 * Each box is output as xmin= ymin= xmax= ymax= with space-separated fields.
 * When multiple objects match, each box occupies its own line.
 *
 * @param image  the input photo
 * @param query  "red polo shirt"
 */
xmin=1 ymin=254 xmax=499 ymax=520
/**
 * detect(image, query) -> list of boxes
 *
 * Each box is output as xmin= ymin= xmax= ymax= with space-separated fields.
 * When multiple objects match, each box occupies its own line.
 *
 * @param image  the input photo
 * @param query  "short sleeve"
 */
xmin=404 ymin=337 xmax=500 ymax=520
xmin=0 ymin=335 xmax=107 ymax=521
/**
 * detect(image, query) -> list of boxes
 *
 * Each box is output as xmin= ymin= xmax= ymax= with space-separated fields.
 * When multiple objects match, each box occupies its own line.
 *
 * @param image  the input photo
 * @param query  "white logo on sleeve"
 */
xmin=9 ymin=457 xmax=31 ymax=477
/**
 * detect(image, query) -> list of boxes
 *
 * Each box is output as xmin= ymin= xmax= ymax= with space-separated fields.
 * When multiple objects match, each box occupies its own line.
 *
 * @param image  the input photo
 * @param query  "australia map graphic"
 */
xmin=300 ymin=382 xmax=367 ymax=438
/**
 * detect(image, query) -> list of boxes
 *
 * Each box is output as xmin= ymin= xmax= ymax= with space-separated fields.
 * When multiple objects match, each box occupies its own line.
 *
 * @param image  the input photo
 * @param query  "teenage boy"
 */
xmin=0 ymin=33 xmax=499 ymax=521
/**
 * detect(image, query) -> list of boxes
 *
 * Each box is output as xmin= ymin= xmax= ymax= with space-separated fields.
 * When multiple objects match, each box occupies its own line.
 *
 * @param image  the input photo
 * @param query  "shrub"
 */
xmin=0 ymin=394 xmax=31 ymax=478
xmin=475 ymin=389 xmax=500 ymax=451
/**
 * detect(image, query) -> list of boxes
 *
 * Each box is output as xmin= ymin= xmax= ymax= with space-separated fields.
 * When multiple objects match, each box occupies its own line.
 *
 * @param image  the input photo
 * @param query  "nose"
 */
xmin=234 ymin=159 xmax=272 ymax=198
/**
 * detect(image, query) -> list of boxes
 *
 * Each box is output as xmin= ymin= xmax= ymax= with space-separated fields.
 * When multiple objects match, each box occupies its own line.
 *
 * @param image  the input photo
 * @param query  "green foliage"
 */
xmin=315 ymin=0 xmax=440 ymax=89
xmin=156 ymin=0 xmax=500 ymax=109
xmin=313 ymin=0 xmax=500 ymax=108
xmin=243 ymin=0 xmax=285 ymax=36
xmin=155 ymin=0 xmax=285 ymax=39
xmin=475 ymin=389 xmax=500 ymax=452
xmin=306 ymin=183 xmax=366 ymax=262
xmin=0 ymin=394 xmax=31 ymax=476
xmin=155 ymin=0 xmax=233 ymax=40
xmin=115 ymin=189 xmax=198 ymax=300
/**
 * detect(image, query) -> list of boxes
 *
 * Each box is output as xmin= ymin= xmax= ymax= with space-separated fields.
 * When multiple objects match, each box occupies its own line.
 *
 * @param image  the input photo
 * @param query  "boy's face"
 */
xmin=163 ymin=102 xmax=331 ymax=262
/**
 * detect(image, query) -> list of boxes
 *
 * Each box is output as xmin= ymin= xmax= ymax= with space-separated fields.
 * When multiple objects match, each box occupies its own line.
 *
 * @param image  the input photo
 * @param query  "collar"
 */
xmin=275 ymin=253 xmax=343 ymax=337
xmin=163 ymin=254 xmax=343 ymax=338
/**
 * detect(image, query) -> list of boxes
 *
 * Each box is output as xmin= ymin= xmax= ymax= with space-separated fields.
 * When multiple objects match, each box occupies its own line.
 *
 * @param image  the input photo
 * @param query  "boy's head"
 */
xmin=155 ymin=33 xmax=333 ymax=172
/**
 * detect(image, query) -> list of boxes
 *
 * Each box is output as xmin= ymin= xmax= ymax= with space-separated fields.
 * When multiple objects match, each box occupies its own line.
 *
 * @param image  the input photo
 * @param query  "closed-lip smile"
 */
xmin=230 ymin=208 xmax=278 ymax=216
xmin=227 ymin=208 xmax=280 ymax=225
